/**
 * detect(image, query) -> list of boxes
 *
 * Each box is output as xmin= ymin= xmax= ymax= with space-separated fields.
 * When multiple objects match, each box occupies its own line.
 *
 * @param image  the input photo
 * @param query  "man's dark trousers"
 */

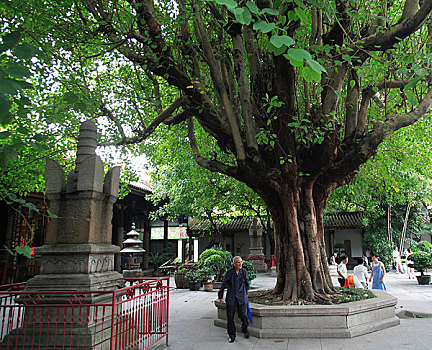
xmin=226 ymin=299 xmax=248 ymax=339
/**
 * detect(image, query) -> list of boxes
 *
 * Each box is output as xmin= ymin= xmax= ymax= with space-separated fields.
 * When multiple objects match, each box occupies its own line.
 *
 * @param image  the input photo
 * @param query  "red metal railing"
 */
xmin=0 ymin=261 xmax=40 ymax=285
xmin=0 ymin=277 xmax=169 ymax=349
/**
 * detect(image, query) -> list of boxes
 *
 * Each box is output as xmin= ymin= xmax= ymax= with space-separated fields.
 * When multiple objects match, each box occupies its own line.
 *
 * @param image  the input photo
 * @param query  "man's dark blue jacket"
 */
xmin=218 ymin=267 xmax=249 ymax=305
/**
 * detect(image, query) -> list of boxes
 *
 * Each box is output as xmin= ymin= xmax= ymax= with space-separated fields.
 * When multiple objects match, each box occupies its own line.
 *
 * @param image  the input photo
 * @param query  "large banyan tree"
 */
xmin=4 ymin=0 xmax=432 ymax=301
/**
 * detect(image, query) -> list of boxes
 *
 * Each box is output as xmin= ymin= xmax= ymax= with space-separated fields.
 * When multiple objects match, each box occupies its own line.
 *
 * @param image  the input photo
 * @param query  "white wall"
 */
xmin=334 ymin=229 xmax=363 ymax=257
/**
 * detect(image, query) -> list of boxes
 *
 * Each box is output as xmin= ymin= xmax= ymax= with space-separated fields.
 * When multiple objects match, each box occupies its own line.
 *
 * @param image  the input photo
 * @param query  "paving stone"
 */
xmin=153 ymin=271 xmax=432 ymax=350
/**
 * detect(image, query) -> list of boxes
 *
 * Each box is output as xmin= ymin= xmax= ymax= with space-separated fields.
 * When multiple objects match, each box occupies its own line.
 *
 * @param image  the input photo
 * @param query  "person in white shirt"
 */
xmin=330 ymin=252 xmax=338 ymax=265
xmin=337 ymin=256 xmax=348 ymax=287
xmin=353 ymin=258 xmax=369 ymax=289
xmin=392 ymin=247 xmax=403 ymax=273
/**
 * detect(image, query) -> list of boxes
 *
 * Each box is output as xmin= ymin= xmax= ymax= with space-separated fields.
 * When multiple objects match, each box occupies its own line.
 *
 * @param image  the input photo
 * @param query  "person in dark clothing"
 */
xmin=218 ymin=256 xmax=249 ymax=343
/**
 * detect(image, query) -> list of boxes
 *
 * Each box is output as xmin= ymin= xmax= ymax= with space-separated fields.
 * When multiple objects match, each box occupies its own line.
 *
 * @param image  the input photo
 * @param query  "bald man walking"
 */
xmin=218 ymin=256 xmax=250 ymax=343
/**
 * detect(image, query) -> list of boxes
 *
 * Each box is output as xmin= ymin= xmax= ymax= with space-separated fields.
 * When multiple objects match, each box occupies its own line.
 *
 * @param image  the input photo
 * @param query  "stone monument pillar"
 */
xmin=26 ymin=120 xmax=123 ymax=292
xmin=2 ymin=121 xmax=125 ymax=349
xmin=248 ymin=218 xmax=267 ymax=272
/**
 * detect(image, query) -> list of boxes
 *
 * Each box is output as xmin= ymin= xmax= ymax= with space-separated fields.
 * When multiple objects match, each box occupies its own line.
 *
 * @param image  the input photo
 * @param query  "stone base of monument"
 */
xmin=248 ymin=253 xmax=268 ymax=272
xmin=4 ymin=328 xmax=94 ymax=349
xmin=214 ymin=290 xmax=399 ymax=338
xmin=25 ymin=243 xmax=124 ymax=292
xmin=123 ymin=269 xmax=143 ymax=279
xmin=2 ymin=292 xmax=120 ymax=349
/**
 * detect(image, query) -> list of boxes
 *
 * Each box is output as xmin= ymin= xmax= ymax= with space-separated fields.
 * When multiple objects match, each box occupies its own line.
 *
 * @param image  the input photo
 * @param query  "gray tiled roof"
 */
xmin=323 ymin=212 xmax=363 ymax=229
xmin=190 ymin=212 xmax=363 ymax=232
xmin=189 ymin=217 xmax=253 ymax=232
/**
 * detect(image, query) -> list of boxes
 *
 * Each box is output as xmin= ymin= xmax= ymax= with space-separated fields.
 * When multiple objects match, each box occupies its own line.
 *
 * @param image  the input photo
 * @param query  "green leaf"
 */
xmin=267 ymin=42 xmax=286 ymax=56
xmin=63 ymin=91 xmax=79 ymax=103
xmin=234 ymin=7 xmax=252 ymax=25
xmin=0 ymin=92 xmax=11 ymax=115
xmin=253 ymin=20 xmax=276 ymax=33
xmin=215 ymin=0 xmax=237 ymax=9
xmin=15 ymin=245 xmax=33 ymax=258
xmin=47 ymin=209 xmax=58 ymax=219
xmin=295 ymin=8 xmax=308 ymax=24
xmin=283 ymin=54 xmax=303 ymax=67
xmin=14 ymin=80 xmax=33 ymax=90
xmin=13 ymin=43 xmax=40 ymax=59
xmin=306 ymin=59 xmax=326 ymax=74
xmin=301 ymin=66 xmax=321 ymax=83
xmin=73 ymin=102 xmax=87 ymax=112
xmin=350 ymin=79 xmax=356 ymax=88
xmin=23 ymin=202 xmax=39 ymax=212
xmin=294 ymin=0 xmax=307 ymax=9
xmin=270 ymin=35 xmax=295 ymax=48
xmin=0 ymin=30 xmax=22 ymax=53
xmin=34 ymin=143 xmax=50 ymax=151
xmin=0 ymin=78 xmax=22 ymax=95
xmin=4 ymin=62 xmax=32 ymax=78
xmin=0 ymin=114 xmax=13 ymax=125
xmin=33 ymin=133 xmax=47 ymax=142
xmin=287 ymin=10 xmax=298 ymax=21
xmin=0 ymin=147 xmax=18 ymax=163
xmin=246 ymin=1 xmax=259 ymax=14
xmin=403 ymin=77 xmax=422 ymax=92
xmin=286 ymin=48 xmax=312 ymax=62
xmin=0 ymin=131 xmax=11 ymax=139
xmin=262 ymin=8 xmax=279 ymax=15
xmin=3 ymin=245 xmax=15 ymax=256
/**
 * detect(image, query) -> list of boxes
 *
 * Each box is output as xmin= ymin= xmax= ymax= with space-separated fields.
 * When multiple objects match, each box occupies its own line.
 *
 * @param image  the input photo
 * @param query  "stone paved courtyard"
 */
xmin=153 ymin=271 xmax=432 ymax=350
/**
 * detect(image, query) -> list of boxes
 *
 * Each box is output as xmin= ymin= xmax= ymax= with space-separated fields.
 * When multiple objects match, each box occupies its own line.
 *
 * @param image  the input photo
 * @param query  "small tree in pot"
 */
xmin=197 ymin=248 xmax=233 ymax=282
xmin=408 ymin=251 xmax=432 ymax=285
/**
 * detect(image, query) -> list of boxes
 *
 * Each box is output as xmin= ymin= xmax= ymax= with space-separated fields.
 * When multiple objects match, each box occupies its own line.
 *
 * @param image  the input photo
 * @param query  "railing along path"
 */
xmin=0 ymin=277 xmax=169 ymax=349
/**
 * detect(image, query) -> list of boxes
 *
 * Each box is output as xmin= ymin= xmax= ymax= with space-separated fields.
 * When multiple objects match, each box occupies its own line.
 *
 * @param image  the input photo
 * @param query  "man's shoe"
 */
xmin=244 ymin=331 xmax=250 ymax=339
xmin=229 ymin=337 xmax=235 ymax=343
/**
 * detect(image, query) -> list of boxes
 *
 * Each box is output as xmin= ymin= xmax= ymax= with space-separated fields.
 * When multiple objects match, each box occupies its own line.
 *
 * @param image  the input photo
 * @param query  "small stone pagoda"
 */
xmin=26 ymin=120 xmax=123 ymax=292
xmin=120 ymin=223 xmax=145 ymax=278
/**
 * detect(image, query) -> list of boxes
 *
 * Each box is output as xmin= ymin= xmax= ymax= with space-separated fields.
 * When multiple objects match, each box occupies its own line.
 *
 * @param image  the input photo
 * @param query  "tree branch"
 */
xmin=361 ymin=1 xmax=432 ymax=51
xmin=231 ymin=30 xmax=259 ymax=156
xmin=103 ymin=96 xmax=187 ymax=146
xmin=191 ymin=0 xmax=246 ymax=160
xmin=345 ymin=69 xmax=359 ymax=138
xmin=357 ymin=80 xmax=410 ymax=135
xmin=187 ymin=117 xmax=241 ymax=179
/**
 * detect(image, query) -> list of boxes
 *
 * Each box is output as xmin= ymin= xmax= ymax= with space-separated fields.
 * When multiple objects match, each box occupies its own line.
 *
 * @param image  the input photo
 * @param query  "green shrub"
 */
xmin=185 ymin=265 xmax=214 ymax=282
xmin=199 ymin=249 xmax=219 ymax=261
xmin=411 ymin=241 xmax=432 ymax=253
xmin=198 ymin=248 xmax=233 ymax=281
xmin=408 ymin=251 xmax=432 ymax=276
xmin=242 ymin=260 xmax=257 ymax=281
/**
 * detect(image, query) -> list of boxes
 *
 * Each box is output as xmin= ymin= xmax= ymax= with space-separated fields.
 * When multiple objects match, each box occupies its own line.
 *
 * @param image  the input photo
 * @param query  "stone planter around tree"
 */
xmin=214 ymin=289 xmax=399 ymax=338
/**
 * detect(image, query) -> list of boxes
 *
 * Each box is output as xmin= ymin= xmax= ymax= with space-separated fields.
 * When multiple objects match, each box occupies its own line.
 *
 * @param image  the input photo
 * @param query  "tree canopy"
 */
xmin=2 ymin=0 xmax=432 ymax=302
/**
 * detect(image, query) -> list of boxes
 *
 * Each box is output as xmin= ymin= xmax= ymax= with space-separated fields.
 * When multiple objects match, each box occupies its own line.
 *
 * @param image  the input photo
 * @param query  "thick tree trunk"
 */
xmin=259 ymin=181 xmax=335 ymax=303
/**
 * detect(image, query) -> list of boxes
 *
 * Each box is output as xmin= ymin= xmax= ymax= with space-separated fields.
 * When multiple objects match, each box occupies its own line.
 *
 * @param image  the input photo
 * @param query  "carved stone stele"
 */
xmin=26 ymin=120 xmax=123 ymax=292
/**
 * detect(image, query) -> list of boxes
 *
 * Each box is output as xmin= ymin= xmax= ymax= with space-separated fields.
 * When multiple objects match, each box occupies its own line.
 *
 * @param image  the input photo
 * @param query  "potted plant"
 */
xmin=197 ymin=248 xmax=233 ymax=288
xmin=185 ymin=269 xmax=202 ymax=291
xmin=174 ymin=264 xmax=189 ymax=289
xmin=198 ymin=266 xmax=215 ymax=292
xmin=408 ymin=251 xmax=432 ymax=285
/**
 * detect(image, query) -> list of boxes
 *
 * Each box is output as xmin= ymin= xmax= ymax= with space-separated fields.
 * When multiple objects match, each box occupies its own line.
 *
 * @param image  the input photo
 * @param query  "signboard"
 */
xmin=151 ymin=226 xmax=188 ymax=240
